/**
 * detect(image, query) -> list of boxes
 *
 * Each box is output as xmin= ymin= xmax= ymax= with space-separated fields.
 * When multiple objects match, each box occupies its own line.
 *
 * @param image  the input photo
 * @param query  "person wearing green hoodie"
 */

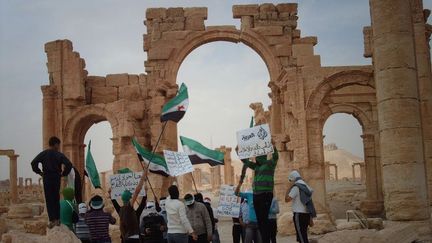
xmin=60 ymin=187 xmax=78 ymax=231
xmin=236 ymin=143 xmax=278 ymax=243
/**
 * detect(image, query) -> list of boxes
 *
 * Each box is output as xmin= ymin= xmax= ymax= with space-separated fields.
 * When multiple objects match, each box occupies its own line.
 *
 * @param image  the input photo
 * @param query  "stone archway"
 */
xmin=304 ymin=69 xmax=382 ymax=216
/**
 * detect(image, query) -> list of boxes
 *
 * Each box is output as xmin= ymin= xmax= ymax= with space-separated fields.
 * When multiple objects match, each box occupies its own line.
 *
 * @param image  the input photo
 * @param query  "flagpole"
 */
xmin=190 ymin=172 xmax=199 ymax=193
xmin=138 ymin=120 xmax=169 ymax=200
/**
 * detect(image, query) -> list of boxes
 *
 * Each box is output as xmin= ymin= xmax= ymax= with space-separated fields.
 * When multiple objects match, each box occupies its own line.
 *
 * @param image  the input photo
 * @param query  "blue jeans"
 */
xmin=167 ymin=233 xmax=189 ymax=243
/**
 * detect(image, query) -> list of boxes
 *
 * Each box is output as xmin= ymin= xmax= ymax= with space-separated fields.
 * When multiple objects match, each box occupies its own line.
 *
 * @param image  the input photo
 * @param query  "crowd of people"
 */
xmin=31 ymin=136 xmax=317 ymax=243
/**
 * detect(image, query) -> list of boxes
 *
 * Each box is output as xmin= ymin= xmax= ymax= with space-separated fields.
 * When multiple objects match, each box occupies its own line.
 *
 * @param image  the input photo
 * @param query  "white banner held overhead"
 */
xmin=236 ymin=124 xmax=274 ymax=159
xmin=109 ymin=172 xmax=146 ymax=199
xmin=163 ymin=150 xmax=194 ymax=177
xmin=216 ymin=185 xmax=240 ymax=217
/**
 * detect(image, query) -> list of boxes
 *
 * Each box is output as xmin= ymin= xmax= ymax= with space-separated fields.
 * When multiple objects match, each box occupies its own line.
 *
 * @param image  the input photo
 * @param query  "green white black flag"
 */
xmin=85 ymin=140 xmax=101 ymax=188
xmin=132 ymin=138 xmax=170 ymax=177
xmin=160 ymin=83 xmax=189 ymax=123
xmin=180 ymin=136 xmax=224 ymax=166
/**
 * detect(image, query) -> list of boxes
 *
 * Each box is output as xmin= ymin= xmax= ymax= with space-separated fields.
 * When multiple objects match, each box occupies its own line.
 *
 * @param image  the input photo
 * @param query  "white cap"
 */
xmin=78 ymin=203 xmax=87 ymax=214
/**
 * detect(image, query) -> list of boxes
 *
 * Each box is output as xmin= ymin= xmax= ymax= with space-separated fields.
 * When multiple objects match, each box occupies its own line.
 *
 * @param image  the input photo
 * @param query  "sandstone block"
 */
xmin=128 ymin=75 xmax=139 ymax=85
xmin=274 ymin=44 xmax=291 ymax=56
xmin=293 ymin=36 xmax=317 ymax=46
xmin=184 ymin=7 xmax=207 ymax=19
xmin=277 ymin=212 xmax=296 ymax=235
xmin=265 ymin=35 xmax=292 ymax=45
xmin=366 ymin=218 xmax=383 ymax=230
xmin=138 ymin=74 xmax=147 ymax=86
xmin=148 ymin=48 xmax=173 ymax=60
xmin=128 ymin=101 xmax=146 ymax=120
xmin=146 ymin=8 xmax=167 ymax=20
xmin=106 ymin=73 xmax=129 ymax=87
xmin=233 ymin=4 xmax=259 ymax=18
xmin=162 ymin=31 xmax=191 ymax=40
xmin=119 ymin=85 xmax=142 ymax=101
xmin=276 ymin=3 xmax=298 ymax=14
xmin=160 ymin=21 xmax=185 ymax=32
xmin=253 ymin=26 xmax=283 ymax=36
xmin=167 ymin=7 xmax=184 ymax=18
xmin=185 ymin=17 xmax=205 ymax=31
xmin=85 ymin=76 xmax=106 ymax=87
xmin=335 ymin=219 xmax=362 ymax=230
xmin=309 ymin=214 xmax=337 ymax=235
xmin=24 ymin=220 xmax=47 ymax=235
xmin=46 ymin=225 xmax=81 ymax=243
xmin=0 ymin=218 xmax=7 ymax=238
xmin=292 ymin=44 xmax=314 ymax=56
xmin=259 ymin=3 xmax=276 ymax=12
xmin=297 ymin=55 xmax=321 ymax=67
xmin=7 ymin=205 xmax=33 ymax=219
xmin=91 ymin=86 xmax=118 ymax=104
xmin=254 ymin=20 xmax=297 ymax=28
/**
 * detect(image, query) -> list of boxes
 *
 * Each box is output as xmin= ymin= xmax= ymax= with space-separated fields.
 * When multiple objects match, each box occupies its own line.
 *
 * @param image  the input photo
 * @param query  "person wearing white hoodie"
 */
xmin=165 ymin=185 xmax=197 ymax=243
xmin=285 ymin=170 xmax=316 ymax=243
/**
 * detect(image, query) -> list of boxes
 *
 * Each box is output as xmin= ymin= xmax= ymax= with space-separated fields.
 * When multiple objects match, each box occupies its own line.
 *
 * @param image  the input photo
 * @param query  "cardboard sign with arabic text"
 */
xmin=236 ymin=124 xmax=273 ymax=159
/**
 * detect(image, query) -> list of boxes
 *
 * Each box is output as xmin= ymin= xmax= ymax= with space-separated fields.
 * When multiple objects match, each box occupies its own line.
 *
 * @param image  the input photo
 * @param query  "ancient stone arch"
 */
xmin=41 ymin=2 xmax=432 ymax=221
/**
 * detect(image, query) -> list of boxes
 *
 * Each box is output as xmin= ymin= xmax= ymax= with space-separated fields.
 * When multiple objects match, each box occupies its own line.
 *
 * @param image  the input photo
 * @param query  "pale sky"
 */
xmin=1 ymin=0 xmax=431 ymax=180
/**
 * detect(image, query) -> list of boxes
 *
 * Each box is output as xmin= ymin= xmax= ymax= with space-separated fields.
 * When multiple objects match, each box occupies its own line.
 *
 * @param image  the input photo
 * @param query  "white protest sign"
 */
xmin=216 ymin=185 xmax=241 ymax=217
xmin=109 ymin=172 xmax=146 ymax=199
xmin=236 ymin=124 xmax=274 ymax=159
xmin=163 ymin=150 xmax=194 ymax=177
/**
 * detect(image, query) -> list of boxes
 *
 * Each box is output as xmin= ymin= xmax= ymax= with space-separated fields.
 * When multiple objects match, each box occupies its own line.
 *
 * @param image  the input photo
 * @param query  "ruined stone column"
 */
xmin=360 ymin=164 xmax=366 ymax=184
xmin=370 ymin=0 xmax=430 ymax=220
xmin=334 ymin=165 xmax=338 ymax=181
xmin=9 ymin=155 xmax=18 ymax=203
xmin=210 ymin=166 xmax=221 ymax=191
xmin=41 ymin=85 xmax=57 ymax=149
xmin=352 ymin=164 xmax=356 ymax=180
xmin=324 ymin=162 xmax=330 ymax=180
xmin=100 ymin=172 xmax=107 ymax=190
xmin=218 ymin=146 xmax=234 ymax=185
xmin=411 ymin=0 xmax=432 ymax=205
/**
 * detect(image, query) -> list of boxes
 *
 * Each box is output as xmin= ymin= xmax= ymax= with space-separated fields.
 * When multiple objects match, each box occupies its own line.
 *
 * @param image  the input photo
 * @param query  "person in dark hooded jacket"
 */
xmin=285 ymin=170 xmax=316 ymax=243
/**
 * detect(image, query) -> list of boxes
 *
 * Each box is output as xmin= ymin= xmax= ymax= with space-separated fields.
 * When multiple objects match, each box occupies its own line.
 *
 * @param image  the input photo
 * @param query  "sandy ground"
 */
xmin=216 ymin=218 xmax=299 ymax=242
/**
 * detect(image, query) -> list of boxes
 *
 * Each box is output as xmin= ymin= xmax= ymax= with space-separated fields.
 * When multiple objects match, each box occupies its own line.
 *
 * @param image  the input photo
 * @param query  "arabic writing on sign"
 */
xmin=163 ymin=150 xmax=194 ymax=177
xmin=216 ymin=185 xmax=240 ymax=218
xmin=236 ymin=124 xmax=274 ymax=159
xmin=109 ymin=172 xmax=146 ymax=199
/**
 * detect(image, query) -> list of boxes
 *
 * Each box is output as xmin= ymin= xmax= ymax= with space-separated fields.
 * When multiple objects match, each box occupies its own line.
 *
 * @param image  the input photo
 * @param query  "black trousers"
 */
xmin=43 ymin=175 xmax=61 ymax=221
xmin=293 ymin=213 xmax=310 ymax=243
xmin=232 ymin=224 xmax=244 ymax=243
xmin=189 ymin=233 xmax=208 ymax=243
xmin=253 ymin=192 xmax=273 ymax=243
xmin=269 ymin=219 xmax=277 ymax=243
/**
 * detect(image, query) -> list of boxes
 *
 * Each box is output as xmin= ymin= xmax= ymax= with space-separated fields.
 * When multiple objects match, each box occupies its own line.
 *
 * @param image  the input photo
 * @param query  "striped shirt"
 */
xmin=241 ymin=148 xmax=278 ymax=193
xmin=75 ymin=216 xmax=90 ymax=240
xmin=85 ymin=209 xmax=116 ymax=241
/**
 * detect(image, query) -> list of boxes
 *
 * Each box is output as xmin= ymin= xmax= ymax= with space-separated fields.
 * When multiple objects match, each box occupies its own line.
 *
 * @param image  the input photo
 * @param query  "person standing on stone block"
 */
xmin=31 ymin=136 xmax=73 ymax=228
xmin=285 ymin=170 xmax=316 ymax=243
xmin=236 ymin=144 xmax=278 ymax=243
